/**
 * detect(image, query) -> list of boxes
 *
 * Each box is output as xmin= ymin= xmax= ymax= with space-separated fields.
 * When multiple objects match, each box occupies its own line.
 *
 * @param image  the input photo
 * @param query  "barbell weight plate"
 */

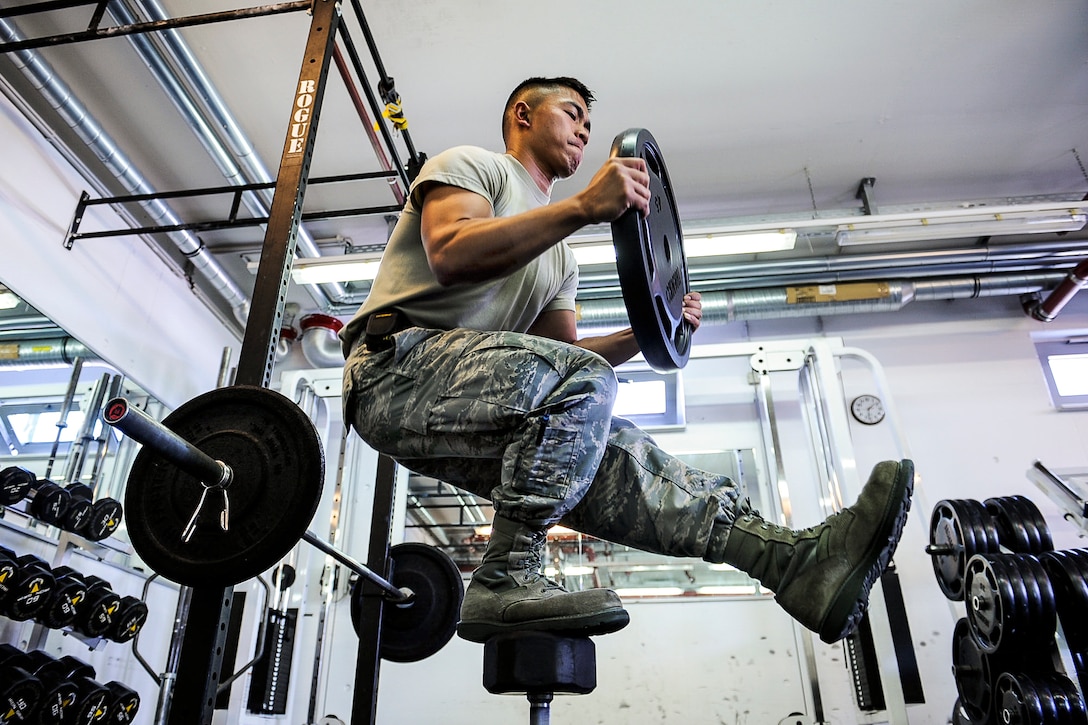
xmin=609 ymin=128 xmax=692 ymax=372
xmin=984 ymin=496 xmax=1036 ymax=553
xmin=125 ymin=385 xmax=324 ymax=588
xmin=966 ymin=553 xmax=1056 ymax=656
xmin=1041 ymin=550 xmax=1088 ymax=651
xmin=350 ymin=542 xmax=463 ymax=663
xmin=929 ymin=499 xmax=999 ymax=601
xmin=952 ymin=617 xmax=996 ymax=724
xmin=1011 ymin=495 xmax=1054 ymax=553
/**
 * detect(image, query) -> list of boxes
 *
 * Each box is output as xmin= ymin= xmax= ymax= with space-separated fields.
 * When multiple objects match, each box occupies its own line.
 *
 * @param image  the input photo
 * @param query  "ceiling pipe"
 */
xmin=575 ymin=271 xmax=1067 ymax=332
xmin=1026 ymin=258 xmax=1088 ymax=322
xmin=299 ymin=314 xmax=345 ymax=368
xmin=0 ymin=337 xmax=97 ymax=368
xmin=0 ymin=16 xmax=251 ymax=327
xmin=120 ymin=0 xmax=351 ymax=308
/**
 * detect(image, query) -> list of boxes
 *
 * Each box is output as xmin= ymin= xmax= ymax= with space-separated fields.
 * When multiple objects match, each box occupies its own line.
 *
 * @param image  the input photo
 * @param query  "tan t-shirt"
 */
xmin=340 ymin=146 xmax=580 ymax=353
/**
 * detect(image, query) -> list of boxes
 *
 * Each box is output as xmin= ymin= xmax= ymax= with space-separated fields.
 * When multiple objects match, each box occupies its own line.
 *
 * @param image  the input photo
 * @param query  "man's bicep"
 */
xmin=419 ymin=183 xmax=494 ymax=253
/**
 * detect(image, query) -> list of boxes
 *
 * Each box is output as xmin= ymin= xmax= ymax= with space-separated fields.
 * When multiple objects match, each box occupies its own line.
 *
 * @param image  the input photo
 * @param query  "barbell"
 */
xmin=102 ymin=388 xmax=463 ymax=663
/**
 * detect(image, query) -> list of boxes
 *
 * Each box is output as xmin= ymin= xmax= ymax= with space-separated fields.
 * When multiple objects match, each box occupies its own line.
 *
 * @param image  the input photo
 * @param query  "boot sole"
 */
xmin=457 ymin=607 xmax=631 ymax=643
xmin=816 ymin=459 xmax=914 ymax=644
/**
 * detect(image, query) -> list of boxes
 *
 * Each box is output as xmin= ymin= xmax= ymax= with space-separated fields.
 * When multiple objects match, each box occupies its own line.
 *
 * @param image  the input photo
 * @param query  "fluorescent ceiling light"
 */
xmin=571 ymin=229 xmax=796 ymax=266
xmin=0 ymin=291 xmax=19 ymax=310
xmin=836 ymin=211 xmax=1087 ymax=246
xmin=290 ymin=253 xmax=382 ymax=284
xmin=613 ymin=587 xmax=686 ymax=598
xmin=685 ymin=229 xmax=797 ymax=256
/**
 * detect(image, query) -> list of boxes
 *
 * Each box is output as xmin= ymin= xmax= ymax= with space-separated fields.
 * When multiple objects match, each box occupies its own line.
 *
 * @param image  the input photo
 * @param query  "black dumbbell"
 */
xmin=103 ymin=681 xmax=141 ymax=724
xmin=0 ymin=643 xmax=44 ymax=724
xmin=81 ymin=497 xmax=124 ymax=542
xmin=56 ymin=655 xmax=112 ymax=724
xmin=109 ymin=596 xmax=149 ymax=644
xmin=62 ymin=483 xmax=97 ymax=533
xmin=75 ymin=576 xmax=122 ymax=639
xmin=9 ymin=648 xmax=80 ymax=725
xmin=26 ymin=479 xmax=71 ymax=526
xmin=0 ymin=553 xmax=55 ymax=622
xmin=38 ymin=566 xmax=89 ymax=630
xmin=0 ymin=465 xmax=34 ymax=506
xmin=25 ymin=651 xmax=107 ymax=724
xmin=0 ymin=546 xmax=17 ymax=611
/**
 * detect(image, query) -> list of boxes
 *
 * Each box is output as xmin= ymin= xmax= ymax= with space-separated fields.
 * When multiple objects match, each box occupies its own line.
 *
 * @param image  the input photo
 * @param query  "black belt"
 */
xmin=362 ymin=309 xmax=413 ymax=352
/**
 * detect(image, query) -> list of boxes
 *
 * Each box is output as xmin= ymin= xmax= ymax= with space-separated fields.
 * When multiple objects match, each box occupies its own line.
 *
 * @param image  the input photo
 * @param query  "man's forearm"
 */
xmin=574 ymin=328 xmax=640 ymax=367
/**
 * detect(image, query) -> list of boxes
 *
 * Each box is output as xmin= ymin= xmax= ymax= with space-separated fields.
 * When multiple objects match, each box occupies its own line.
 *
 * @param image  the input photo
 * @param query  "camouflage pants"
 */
xmin=343 ymin=327 xmax=742 ymax=558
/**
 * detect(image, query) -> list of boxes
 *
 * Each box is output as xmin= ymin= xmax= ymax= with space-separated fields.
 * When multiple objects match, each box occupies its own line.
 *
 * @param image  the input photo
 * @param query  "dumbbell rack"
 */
xmin=1 ymin=496 xmax=136 ymax=651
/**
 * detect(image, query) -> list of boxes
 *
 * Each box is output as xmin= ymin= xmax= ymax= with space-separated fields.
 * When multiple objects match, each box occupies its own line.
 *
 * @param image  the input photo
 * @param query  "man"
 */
xmin=340 ymin=76 xmax=913 ymax=645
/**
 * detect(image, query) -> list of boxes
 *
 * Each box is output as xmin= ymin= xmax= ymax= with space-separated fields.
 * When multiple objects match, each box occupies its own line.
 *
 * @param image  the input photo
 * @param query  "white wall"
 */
xmin=0 ymin=93 xmax=237 ymax=408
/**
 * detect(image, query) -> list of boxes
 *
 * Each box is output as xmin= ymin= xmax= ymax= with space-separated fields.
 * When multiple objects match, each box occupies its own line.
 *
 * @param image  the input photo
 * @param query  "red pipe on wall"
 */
xmin=1030 ymin=257 xmax=1088 ymax=321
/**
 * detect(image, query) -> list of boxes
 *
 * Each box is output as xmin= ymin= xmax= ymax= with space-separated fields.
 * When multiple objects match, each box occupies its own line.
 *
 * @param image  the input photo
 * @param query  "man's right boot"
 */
xmin=705 ymin=459 xmax=914 ymax=644
xmin=456 ymin=516 xmax=630 ymax=643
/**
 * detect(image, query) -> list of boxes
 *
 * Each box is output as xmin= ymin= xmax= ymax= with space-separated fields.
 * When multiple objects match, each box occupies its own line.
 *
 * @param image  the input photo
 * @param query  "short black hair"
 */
xmin=502 ymin=76 xmax=595 ymax=142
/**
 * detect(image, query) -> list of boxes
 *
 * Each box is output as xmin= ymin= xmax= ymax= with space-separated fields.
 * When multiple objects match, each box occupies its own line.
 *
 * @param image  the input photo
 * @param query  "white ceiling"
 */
xmin=3 ymin=0 xmax=1088 ymax=320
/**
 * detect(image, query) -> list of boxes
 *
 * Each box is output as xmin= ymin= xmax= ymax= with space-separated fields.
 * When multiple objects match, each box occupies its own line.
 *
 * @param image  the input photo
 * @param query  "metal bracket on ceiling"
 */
xmin=856 ymin=177 xmax=878 ymax=215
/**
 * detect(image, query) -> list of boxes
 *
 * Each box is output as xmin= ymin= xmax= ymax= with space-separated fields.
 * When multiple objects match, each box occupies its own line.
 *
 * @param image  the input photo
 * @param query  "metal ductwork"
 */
xmin=575 ymin=271 xmax=1069 ymax=332
xmin=0 ymin=336 xmax=96 ymax=368
xmin=0 ymin=16 xmax=251 ymax=326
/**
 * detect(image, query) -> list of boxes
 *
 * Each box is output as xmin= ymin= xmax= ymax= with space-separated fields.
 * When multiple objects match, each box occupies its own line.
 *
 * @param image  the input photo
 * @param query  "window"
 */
xmin=0 ymin=401 xmax=112 ymax=456
xmin=1034 ymin=335 xmax=1088 ymax=410
xmin=612 ymin=368 xmax=685 ymax=430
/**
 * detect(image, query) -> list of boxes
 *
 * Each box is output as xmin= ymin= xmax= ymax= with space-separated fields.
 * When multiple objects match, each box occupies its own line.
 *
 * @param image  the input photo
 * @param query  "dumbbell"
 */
xmin=4 ymin=646 xmax=80 ymax=725
xmin=61 ymin=484 xmax=124 ymax=541
xmin=0 ymin=643 xmax=44 ymax=723
xmin=81 ymin=498 xmax=124 ymax=543
xmin=38 ymin=566 xmax=89 ymax=630
xmin=103 ymin=681 xmax=141 ymax=723
xmin=0 ymin=465 xmax=34 ymax=506
xmin=0 ymin=550 xmax=55 ymax=622
xmin=25 ymin=651 xmax=110 ymax=724
xmin=109 ymin=595 xmax=149 ymax=644
xmin=74 ymin=576 xmax=122 ymax=639
xmin=62 ymin=483 xmax=97 ymax=533
xmin=25 ymin=479 xmax=71 ymax=526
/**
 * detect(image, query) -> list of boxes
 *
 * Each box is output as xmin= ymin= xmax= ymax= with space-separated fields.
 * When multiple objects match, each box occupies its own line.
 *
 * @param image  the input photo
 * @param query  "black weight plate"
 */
xmin=985 ymin=496 xmax=1035 ymax=553
xmin=1007 ymin=496 xmax=1045 ymax=555
xmin=1013 ymin=496 xmax=1055 ymax=553
xmin=966 ymin=554 xmax=1016 ymax=654
xmin=125 ymin=386 xmax=324 ymax=588
xmin=1045 ymin=550 xmax=1088 ymax=650
xmin=380 ymin=543 xmax=463 ymax=663
xmin=953 ymin=617 xmax=996 ymax=723
xmin=610 ymin=128 xmax=691 ymax=372
xmin=930 ymin=499 xmax=996 ymax=601
xmin=996 ymin=672 xmax=1047 ymax=725
xmin=351 ymin=543 xmax=463 ymax=663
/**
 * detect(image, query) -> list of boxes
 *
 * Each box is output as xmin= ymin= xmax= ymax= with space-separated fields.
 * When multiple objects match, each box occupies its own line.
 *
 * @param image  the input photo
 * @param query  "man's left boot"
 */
xmin=705 ymin=459 xmax=914 ymax=643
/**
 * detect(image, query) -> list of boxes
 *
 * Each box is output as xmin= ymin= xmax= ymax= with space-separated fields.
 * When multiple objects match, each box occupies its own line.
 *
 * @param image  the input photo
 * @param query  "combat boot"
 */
xmin=707 ymin=459 xmax=914 ymax=643
xmin=457 ymin=515 xmax=630 ymax=643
